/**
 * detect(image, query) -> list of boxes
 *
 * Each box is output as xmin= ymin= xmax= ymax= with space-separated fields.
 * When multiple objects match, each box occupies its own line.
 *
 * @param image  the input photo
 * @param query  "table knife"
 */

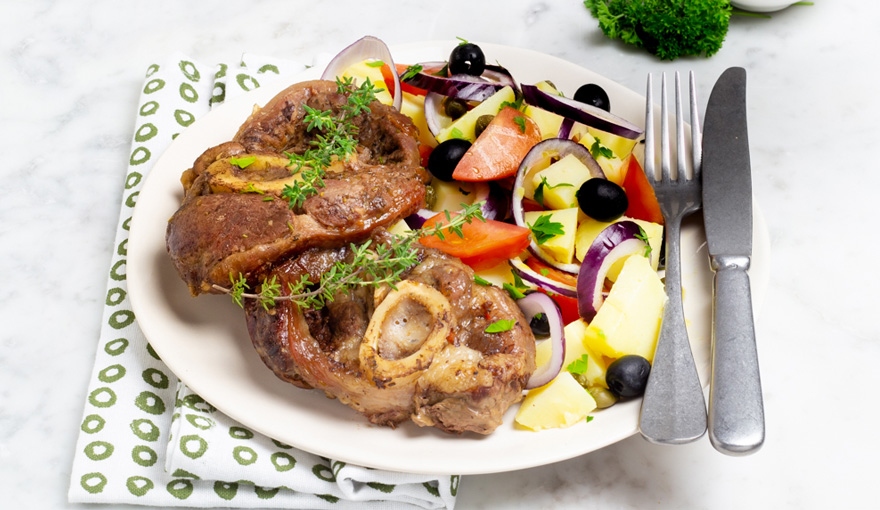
xmin=701 ymin=67 xmax=765 ymax=456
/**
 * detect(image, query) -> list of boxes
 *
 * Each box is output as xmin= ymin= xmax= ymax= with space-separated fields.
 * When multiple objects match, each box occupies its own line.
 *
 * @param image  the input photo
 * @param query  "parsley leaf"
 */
xmin=528 ymin=214 xmax=565 ymax=245
xmin=502 ymin=270 xmax=530 ymax=299
xmin=241 ymin=182 xmax=265 ymax=194
xmin=590 ymin=138 xmax=614 ymax=160
xmin=485 ymin=319 xmax=516 ymax=333
xmin=634 ymin=225 xmax=653 ymax=258
xmin=500 ymin=96 xmax=525 ymax=112
xmin=474 ymin=275 xmax=492 ymax=286
xmin=566 ymin=354 xmax=590 ymax=375
xmin=503 ymin=282 xmax=526 ymax=300
xmin=533 ymin=176 xmax=573 ymax=208
xmin=229 ymin=156 xmax=256 ymax=168
xmin=400 ymin=64 xmax=423 ymax=81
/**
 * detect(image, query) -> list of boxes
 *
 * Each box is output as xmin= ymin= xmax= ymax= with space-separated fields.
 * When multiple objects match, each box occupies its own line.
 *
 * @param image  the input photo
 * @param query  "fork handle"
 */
xmin=708 ymin=256 xmax=764 ymax=455
xmin=639 ymin=219 xmax=707 ymax=444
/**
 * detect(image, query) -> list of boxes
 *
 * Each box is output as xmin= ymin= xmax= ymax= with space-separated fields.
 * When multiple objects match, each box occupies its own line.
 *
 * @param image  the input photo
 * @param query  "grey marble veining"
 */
xmin=1 ymin=0 xmax=877 ymax=508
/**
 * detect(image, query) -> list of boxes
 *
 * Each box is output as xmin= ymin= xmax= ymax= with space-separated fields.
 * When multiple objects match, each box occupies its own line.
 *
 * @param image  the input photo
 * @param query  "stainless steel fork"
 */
xmin=638 ymin=72 xmax=708 ymax=445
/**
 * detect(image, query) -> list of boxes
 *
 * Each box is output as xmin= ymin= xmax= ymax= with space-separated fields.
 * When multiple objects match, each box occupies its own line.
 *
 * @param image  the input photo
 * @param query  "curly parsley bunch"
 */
xmin=584 ymin=0 xmax=733 ymax=60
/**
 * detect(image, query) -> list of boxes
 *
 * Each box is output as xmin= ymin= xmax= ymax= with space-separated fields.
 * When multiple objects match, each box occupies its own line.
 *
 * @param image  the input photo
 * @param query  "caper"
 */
xmin=474 ymin=114 xmax=494 ymax=139
xmin=588 ymin=386 xmax=619 ymax=409
xmin=425 ymin=184 xmax=437 ymax=210
xmin=444 ymin=98 xmax=468 ymax=119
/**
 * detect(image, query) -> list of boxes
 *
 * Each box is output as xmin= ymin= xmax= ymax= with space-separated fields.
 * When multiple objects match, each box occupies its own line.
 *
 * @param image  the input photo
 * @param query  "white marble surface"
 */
xmin=1 ymin=0 xmax=877 ymax=508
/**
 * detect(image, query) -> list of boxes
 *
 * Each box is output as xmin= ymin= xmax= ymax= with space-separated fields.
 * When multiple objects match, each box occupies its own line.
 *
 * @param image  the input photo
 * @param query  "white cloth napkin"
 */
xmin=69 ymin=52 xmax=459 ymax=509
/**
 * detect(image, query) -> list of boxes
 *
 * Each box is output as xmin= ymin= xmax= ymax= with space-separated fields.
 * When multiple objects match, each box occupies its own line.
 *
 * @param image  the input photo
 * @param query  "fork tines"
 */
xmin=645 ymin=71 xmax=702 ymax=183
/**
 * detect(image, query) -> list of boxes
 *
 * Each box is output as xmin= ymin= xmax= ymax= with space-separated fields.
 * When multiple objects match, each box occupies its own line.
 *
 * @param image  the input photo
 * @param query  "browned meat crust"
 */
xmin=244 ymin=237 xmax=536 ymax=435
xmin=166 ymin=80 xmax=429 ymax=295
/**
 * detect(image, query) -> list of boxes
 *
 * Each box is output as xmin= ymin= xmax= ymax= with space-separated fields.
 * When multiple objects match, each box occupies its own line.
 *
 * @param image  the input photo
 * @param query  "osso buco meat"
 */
xmin=165 ymin=78 xmax=536 ymax=434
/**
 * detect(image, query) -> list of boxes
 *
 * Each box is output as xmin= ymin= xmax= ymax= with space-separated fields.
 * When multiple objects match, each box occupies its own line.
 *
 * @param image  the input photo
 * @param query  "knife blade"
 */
xmin=701 ymin=67 xmax=765 ymax=456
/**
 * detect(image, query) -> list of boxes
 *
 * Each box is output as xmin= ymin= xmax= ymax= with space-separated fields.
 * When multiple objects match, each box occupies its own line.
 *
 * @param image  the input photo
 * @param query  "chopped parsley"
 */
xmin=528 ymin=214 xmax=565 ymax=245
xmin=566 ymin=354 xmax=590 ymax=376
xmin=533 ymin=176 xmax=573 ymax=207
xmin=400 ymin=64 xmax=423 ymax=81
xmin=502 ymin=270 xmax=529 ymax=300
xmin=474 ymin=275 xmax=493 ymax=286
xmin=590 ymin=138 xmax=614 ymax=160
xmin=229 ymin=155 xmax=256 ymax=168
xmin=634 ymin=226 xmax=653 ymax=258
xmin=485 ymin=319 xmax=516 ymax=333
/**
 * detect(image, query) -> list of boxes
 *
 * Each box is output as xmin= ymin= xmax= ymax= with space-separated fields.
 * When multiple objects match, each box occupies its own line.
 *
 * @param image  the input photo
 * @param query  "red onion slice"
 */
xmin=404 ymin=208 xmax=437 ymax=230
xmin=402 ymin=61 xmax=511 ymax=102
xmin=482 ymin=183 xmax=510 ymax=221
xmin=517 ymin=292 xmax=566 ymax=389
xmin=522 ymin=84 xmax=642 ymax=140
xmin=321 ymin=35 xmax=402 ymax=111
xmin=510 ymin=138 xmax=605 ymax=273
xmin=576 ymin=221 xmax=648 ymax=322
xmin=509 ymin=257 xmax=577 ymax=298
xmin=423 ymin=91 xmax=449 ymax=138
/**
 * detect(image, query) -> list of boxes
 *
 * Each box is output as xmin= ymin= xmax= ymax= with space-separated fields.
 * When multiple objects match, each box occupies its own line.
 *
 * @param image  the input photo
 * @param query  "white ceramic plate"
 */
xmin=731 ymin=0 xmax=800 ymax=12
xmin=128 ymin=41 xmax=771 ymax=475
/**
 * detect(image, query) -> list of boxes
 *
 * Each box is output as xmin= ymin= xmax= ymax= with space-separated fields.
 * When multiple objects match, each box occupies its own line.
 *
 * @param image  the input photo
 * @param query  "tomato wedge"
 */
xmin=419 ymin=212 xmax=531 ymax=271
xmin=537 ymin=288 xmax=581 ymax=326
xmin=621 ymin=154 xmax=664 ymax=224
xmin=452 ymin=106 xmax=542 ymax=182
xmin=525 ymin=256 xmax=578 ymax=287
xmin=382 ymin=63 xmax=429 ymax=97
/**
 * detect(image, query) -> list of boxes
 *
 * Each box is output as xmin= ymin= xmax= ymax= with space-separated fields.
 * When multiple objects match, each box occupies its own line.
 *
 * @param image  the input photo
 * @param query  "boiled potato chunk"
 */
xmin=530 ymin=154 xmax=593 ymax=210
xmin=515 ymin=371 xmax=597 ymax=431
xmin=400 ymin=91 xmax=437 ymax=148
xmin=342 ymin=60 xmax=393 ymax=105
xmin=524 ymin=208 xmax=579 ymax=265
xmin=587 ymin=126 xmax=638 ymax=161
xmin=563 ymin=319 xmax=608 ymax=388
xmin=429 ymin=178 xmax=483 ymax=213
xmin=387 ymin=218 xmax=412 ymax=237
xmin=570 ymin=123 xmax=639 ymax=165
xmin=575 ymin=130 xmax=627 ymax=184
xmin=535 ymin=318 xmax=608 ymax=389
xmin=436 ymin=86 xmax=516 ymax=143
xmin=525 ymin=104 xmax=565 ymax=140
xmin=583 ymin=255 xmax=666 ymax=362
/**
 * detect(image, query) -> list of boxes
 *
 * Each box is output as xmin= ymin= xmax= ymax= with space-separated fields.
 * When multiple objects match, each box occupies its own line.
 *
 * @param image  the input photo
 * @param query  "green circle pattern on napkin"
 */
xmin=68 ymin=52 xmax=458 ymax=510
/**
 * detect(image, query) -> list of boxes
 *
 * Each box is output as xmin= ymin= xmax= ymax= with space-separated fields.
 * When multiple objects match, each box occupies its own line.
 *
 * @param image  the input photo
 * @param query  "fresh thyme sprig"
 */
xmin=281 ymin=77 xmax=381 ymax=209
xmin=213 ymin=202 xmax=486 ymax=310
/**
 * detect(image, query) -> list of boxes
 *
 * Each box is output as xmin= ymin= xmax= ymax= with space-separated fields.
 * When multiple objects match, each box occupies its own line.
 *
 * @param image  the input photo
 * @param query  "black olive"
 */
xmin=605 ymin=355 xmax=651 ymax=398
xmin=474 ymin=114 xmax=494 ymax=139
xmin=528 ymin=312 xmax=550 ymax=339
xmin=444 ymin=98 xmax=468 ymax=119
xmin=427 ymin=138 xmax=472 ymax=181
xmin=573 ymin=83 xmax=611 ymax=112
xmin=449 ymin=42 xmax=486 ymax=76
xmin=576 ymin=178 xmax=628 ymax=222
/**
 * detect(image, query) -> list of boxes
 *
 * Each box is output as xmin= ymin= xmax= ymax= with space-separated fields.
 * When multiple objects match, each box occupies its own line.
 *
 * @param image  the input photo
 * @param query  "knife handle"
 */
xmin=708 ymin=256 xmax=765 ymax=456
